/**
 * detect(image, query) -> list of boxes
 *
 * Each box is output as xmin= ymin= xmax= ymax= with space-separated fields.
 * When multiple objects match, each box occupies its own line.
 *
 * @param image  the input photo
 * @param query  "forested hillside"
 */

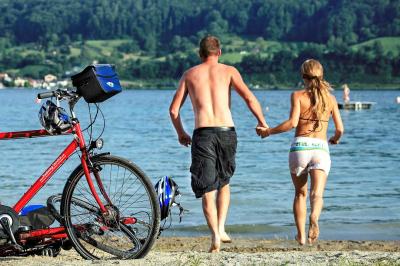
xmin=1 ymin=0 xmax=399 ymax=45
xmin=0 ymin=0 xmax=399 ymax=88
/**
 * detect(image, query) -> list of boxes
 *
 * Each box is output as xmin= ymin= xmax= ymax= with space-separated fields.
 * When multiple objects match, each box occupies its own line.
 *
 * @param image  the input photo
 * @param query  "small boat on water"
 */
xmin=338 ymin=101 xmax=376 ymax=110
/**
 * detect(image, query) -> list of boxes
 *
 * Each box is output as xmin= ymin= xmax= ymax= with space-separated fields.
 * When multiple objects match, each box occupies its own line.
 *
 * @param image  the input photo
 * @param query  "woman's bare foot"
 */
xmin=295 ymin=234 xmax=306 ymax=245
xmin=220 ymin=231 xmax=232 ymax=243
xmin=308 ymin=216 xmax=319 ymax=244
xmin=208 ymin=234 xmax=221 ymax=253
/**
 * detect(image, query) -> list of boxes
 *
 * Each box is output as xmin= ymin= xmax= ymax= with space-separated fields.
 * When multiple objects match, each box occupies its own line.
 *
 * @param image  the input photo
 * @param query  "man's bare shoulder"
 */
xmin=218 ymin=63 xmax=237 ymax=73
xmin=184 ymin=64 xmax=202 ymax=76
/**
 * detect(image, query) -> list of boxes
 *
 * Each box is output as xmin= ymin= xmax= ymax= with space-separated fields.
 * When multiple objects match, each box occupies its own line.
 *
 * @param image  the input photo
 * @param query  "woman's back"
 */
xmin=295 ymin=89 xmax=336 ymax=140
xmin=257 ymin=58 xmax=343 ymax=145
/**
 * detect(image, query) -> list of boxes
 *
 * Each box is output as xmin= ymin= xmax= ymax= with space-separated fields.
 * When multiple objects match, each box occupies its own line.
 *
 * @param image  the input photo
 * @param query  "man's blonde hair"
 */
xmin=199 ymin=35 xmax=220 ymax=59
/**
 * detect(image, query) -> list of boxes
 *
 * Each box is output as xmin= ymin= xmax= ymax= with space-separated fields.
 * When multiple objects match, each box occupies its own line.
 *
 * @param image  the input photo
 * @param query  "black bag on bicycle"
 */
xmin=71 ymin=64 xmax=122 ymax=103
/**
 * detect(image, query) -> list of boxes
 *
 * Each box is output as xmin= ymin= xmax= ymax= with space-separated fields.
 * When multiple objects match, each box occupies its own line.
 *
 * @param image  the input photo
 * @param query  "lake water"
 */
xmin=0 ymin=88 xmax=399 ymax=240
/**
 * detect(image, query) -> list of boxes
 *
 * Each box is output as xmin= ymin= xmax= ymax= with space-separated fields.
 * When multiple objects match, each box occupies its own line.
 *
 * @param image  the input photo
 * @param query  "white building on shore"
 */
xmin=44 ymin=74 xmax=57 ymax=83
xmin=14 ymin=77 xmax=27 ymax=87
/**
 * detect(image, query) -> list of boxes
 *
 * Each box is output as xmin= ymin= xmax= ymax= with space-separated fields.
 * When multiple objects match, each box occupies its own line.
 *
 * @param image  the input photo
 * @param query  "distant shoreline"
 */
xmin=1 ymin=85 xmax=400 ymax=91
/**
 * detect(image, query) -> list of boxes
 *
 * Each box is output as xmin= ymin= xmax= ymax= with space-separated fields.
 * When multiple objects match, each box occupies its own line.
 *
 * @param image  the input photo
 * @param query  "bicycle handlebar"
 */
xmin=37 ymin=91 xmax=56 ymax=99
xmin=37 ymin=89 xmax=79 ymax=101
xmin=37 ymin=89 xmax=82 ymax=119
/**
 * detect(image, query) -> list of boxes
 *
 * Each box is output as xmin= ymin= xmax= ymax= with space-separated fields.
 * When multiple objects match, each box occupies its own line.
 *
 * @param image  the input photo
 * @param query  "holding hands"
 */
xmin=256 ymin=122 xmax=271 ymax=139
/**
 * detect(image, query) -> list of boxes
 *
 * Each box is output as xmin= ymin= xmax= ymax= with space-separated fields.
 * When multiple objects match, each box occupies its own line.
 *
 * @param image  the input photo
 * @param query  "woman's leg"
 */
xmin=291 ymin=172 xmax=308 ymax=245
xmin=308 ymin=169 xmax=328 ymax=244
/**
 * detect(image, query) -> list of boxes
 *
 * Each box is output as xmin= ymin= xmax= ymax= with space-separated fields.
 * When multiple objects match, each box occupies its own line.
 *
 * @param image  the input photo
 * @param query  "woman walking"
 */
xmin=257 ymin=59 xmax=344 ymax=245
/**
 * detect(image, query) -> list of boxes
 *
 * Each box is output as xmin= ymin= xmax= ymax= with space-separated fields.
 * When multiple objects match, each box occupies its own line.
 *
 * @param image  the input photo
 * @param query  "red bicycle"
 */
xmin=0 ymin=88 xmax=160 ymax=259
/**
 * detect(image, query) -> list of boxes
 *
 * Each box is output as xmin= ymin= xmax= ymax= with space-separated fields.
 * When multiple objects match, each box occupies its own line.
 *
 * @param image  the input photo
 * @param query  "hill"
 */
xmin=0 ymin=0 xmax=399 ymax=46
xmin=0 ymin=1 xmax=399 ymax=88
xmin=351 ymin=37 xmax=400 ymax=56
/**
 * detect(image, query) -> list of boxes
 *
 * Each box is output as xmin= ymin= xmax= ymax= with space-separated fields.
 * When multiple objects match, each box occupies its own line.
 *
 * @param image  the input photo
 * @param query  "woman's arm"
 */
xmin=257 ymin=92 xmax=300 ymax=137
xmin=270 ymin=92 xmax=301 ymax=134
xmin=329 ymin=95 xmax=344 ymax=144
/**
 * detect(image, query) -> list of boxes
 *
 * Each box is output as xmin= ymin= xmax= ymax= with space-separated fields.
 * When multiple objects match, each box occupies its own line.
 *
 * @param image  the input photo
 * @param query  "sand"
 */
xmin=0 ymin=237 xmax=399 ymax=265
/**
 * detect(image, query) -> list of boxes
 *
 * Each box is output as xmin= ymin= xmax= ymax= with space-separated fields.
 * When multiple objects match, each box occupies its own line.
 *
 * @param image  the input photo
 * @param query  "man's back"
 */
xmin=169 ymin=35 xmax=268 ymax=253
xmin=185 ymin=62 xmax=234 ymax=129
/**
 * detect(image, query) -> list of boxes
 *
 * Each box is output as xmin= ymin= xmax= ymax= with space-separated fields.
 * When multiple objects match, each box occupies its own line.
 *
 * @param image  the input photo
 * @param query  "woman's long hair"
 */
xmin=301 ymin=59 xmax=332 ymax=131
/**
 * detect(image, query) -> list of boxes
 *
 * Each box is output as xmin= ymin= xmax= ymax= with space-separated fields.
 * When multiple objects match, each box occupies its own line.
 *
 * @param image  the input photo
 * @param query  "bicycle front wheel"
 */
xmin=61 ymin=154 xmax=160 ymax=260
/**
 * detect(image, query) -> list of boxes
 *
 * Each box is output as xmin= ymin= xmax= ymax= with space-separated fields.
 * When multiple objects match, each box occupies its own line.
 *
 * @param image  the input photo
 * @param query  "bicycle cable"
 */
xmin=95 ymin=103 xmax=106 ymax=140
xmin=80 ymin=103 xmax=106 ymax=149
xmin=82 ymin=103 xmax=99 ymax=134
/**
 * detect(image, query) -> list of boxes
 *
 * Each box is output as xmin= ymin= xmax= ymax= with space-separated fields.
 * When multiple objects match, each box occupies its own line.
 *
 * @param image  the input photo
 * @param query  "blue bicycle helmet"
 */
xmin=38 ymin=100 xmax=71 ymax=134
xmin=155 ymin=176 xmax=180 ymax=220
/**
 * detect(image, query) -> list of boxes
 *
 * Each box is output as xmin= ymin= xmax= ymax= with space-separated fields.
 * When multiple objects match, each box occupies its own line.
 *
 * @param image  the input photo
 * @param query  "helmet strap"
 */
xmin=175 ymin=202 xmax=189 ymax=223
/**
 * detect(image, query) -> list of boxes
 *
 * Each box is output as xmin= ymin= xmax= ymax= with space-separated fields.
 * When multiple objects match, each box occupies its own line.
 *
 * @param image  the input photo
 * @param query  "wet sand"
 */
xmin=0 ymin=237 xmax=399 ymax=265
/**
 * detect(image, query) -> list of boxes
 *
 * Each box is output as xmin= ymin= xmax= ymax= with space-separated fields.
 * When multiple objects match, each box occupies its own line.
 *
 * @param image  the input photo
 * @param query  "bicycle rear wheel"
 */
xmin=61 ymin=154 xmax=160 ymax=260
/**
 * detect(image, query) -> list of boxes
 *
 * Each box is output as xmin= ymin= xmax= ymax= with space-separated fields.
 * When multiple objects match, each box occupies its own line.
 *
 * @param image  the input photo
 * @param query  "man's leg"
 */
xmin=308 ymin=169 xmax=327 ymax=244
xmin=217 ymin=184 xmax=231 ymax=242
xmin=202 ymin=190 xmax=220 ymax=252
xmin=291 ymin=172 xmax=308 ymax=245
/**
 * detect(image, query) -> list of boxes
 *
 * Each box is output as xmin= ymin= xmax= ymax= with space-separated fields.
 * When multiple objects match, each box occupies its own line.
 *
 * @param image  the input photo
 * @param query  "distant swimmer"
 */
xmin=256 ymin=59 xmax=344 ymax=245
xmin=342 ymin=84 xmax=350 ymax=103
xmin=169 ymin=35 xmax=268 ymax=252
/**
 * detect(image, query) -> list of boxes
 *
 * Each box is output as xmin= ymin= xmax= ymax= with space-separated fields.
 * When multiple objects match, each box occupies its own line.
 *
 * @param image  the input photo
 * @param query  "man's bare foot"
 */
xmin=308 ymin=217 xmax=319 ymax=244
xmin=208 ymin=235 xmax=221 ymax=253
xmin=209 ymin=246 xmax=220 ymax=253
xmin=295 ymin=234 xmax=306 ymax=245
xmin=220 ymin=231 xmax=232 ymax=243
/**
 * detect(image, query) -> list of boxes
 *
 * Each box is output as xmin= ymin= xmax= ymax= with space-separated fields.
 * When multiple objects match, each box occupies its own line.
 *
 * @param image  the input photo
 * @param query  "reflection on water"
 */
xmin=0 ymin=89 xmax=399 ymax=240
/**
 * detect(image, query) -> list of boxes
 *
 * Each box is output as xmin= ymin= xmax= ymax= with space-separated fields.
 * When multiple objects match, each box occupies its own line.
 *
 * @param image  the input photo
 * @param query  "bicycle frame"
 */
xmin=0 ymin=90 xmax=145 ymax=257
xmin=0 ymin=122 xmax=108 ymax=214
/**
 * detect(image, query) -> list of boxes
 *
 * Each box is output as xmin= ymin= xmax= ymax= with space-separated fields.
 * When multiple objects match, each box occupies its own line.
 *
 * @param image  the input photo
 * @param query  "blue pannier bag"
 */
xmin=71 ymin=64 xmax=122 ymax=103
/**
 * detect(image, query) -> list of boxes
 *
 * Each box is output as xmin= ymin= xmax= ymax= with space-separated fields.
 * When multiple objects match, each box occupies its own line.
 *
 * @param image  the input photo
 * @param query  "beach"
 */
xmin=0 ymin=237 xmax=399 ymax=265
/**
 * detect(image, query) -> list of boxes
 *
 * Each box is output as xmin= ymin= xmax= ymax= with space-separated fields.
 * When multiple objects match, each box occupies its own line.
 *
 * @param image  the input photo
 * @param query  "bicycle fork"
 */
xmin=75 ymin=124 xmax=109 ymax=214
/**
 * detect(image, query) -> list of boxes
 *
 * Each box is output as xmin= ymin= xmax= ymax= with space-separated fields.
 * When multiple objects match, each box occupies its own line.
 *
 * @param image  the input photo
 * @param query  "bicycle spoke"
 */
xmin=117 ymin=168 xmax=128 ymax=207
xmin=112 ymin=172 xmax=137 ymax=205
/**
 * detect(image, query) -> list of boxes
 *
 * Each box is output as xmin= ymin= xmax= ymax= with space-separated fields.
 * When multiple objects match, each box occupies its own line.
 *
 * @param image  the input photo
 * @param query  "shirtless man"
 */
xmin=169 ymin=36 xmax=268 ymax=252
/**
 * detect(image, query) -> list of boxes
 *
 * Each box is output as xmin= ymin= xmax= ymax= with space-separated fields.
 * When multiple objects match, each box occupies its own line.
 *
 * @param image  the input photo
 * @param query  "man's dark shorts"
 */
xmin=190 ymin=127 xmax=237 ymax=198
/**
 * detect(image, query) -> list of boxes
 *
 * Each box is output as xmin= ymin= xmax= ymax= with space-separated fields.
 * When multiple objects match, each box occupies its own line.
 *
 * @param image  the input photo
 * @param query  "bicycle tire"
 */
xmin=61 ymin=154 xmax=160 ymax=260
